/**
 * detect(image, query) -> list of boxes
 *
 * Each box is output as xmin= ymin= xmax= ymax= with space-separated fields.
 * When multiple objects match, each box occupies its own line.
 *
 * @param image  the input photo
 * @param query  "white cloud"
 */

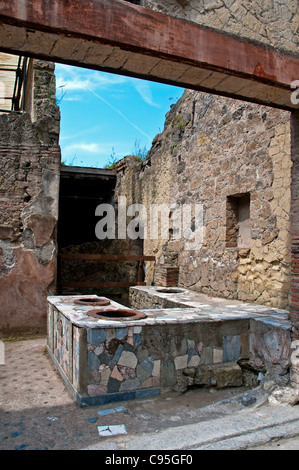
xmin=64 ymin=142 xmax=102 ymax=154
xmin=55 ymin=64 xmax=127 ymax=94
xmin=62 ymin=141 xmax=129 ymax=157
xmin=63 ymin=95 xmax=84 ymax=102
xmin=55 ymin=63 xmax=162 ymax=109
xmin=60 ymin=125 xmax=103 ymax=142
xmin=134 ymin=81 xmax=160 ymax=107
xmin=57 ymin=78 xmax=91 ymax=92
xmin=61 ymin=140 xmax=131 ymax=167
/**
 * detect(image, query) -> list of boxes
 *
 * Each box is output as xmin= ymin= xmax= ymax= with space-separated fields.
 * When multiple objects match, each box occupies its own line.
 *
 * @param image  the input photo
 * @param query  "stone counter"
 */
xmin=130 ymin=286 xmax=291 ymax=322
xmin=47 ymin=294 xmax=291 ymax=406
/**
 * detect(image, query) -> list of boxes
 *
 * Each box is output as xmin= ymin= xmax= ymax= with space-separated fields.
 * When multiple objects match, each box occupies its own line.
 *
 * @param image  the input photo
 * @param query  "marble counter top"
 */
xmin=48 ymin=294 xmax=291 ymax=330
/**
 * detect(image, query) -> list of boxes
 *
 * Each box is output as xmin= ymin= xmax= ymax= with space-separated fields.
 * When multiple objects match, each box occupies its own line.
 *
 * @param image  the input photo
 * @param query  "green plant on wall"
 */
xmin=104 ymin=148 xmax=118 ymax=169
xmin=131 ymin=139 xmax=148 ymax=162
xmin=171 ymin=114 xmax=190 ymax=131
xmin=176 ymin=115 xmax=190 ymax=131
xmin=104 ymin=140 xmax=148 ymax=169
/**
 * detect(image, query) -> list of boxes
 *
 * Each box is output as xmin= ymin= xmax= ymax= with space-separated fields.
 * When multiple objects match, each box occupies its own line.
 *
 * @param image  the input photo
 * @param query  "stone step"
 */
xmin=121 ymin=405 xmax=299 ymax=450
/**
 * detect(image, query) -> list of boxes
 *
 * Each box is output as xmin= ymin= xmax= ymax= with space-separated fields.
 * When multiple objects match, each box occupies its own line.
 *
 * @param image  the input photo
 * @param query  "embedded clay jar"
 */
xmin=74 ymin=297 xmax=111 ymax=307
xmin=86 ymin=307 xmax=147 ymax=321
xmin=156 ymin=288 xmax=184 ymax=294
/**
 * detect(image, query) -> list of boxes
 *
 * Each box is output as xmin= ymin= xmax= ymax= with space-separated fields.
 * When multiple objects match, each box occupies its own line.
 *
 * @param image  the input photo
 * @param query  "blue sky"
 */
xmin=55 ymin=64 xmax=184 ymax=168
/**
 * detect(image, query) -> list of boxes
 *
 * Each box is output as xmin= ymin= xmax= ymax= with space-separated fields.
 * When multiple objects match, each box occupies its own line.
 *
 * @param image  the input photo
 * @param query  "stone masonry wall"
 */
xmin=114 ymin=140 xmax=172 ymax=285
xmin=169 ymin=91 xmax=291 ymax=308
xmin=0 ymin=59 xmax=61 ymax=336
xmin=139 ymin=0 xmax=299 ymax=392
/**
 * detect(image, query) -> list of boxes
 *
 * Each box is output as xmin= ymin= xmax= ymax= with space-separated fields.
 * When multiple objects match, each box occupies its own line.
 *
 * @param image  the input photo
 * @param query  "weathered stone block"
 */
xmin=174 ymin=354 xmax=188 ymax=370
xmin=161 ymin=360 xmax=176 ymax=387
xmin=223 ymin=335 xmax=241 ymax=362
xmin=194 ymin=362 xmax=243 ymax=389
xmin=118 ymin=351 xmax=138 ymax=369
xmin=87 ymin=329 xmax=107 ymax=346
xmin=213 ymin=362 xmax=243 ymax=388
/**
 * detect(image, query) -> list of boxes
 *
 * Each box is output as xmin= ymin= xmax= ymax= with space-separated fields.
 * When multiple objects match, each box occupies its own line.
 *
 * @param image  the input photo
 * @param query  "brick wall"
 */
xmin=155 ymin=265 xmax=179 ymax=287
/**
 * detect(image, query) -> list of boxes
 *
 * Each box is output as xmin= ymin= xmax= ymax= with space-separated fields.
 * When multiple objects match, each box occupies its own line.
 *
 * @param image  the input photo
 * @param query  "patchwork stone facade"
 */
xmin=115 ymin=90 xmax=292 ymax=310
xmin=0 ymin=59 xmax=61 ymax=335
xmin=86 ymin=325 xmax=161 ymax=397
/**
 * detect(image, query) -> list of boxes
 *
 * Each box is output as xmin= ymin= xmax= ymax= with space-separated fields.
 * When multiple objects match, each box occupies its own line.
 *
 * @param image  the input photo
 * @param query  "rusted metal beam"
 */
xmin=0 ymin=0 xmax=298 ymax=109
xmin=0 ymin=0 xmax=295 ymax=84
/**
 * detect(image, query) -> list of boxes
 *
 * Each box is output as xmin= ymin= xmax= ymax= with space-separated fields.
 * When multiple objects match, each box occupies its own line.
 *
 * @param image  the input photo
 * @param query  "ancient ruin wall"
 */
xmin=169 ymin=91 xmax=291 ymax=309
xmin=114 ymin=134 xmax=172 ymax=285
xmin=109 ymin=1 xmax=297 ymax=310
xmin=0 ymin=60 xmax=61 ymax=335
xmin=141 ymin=0 xmax=298 ymax=53
xmin=118 ymin=90 xmax=292 ymax=309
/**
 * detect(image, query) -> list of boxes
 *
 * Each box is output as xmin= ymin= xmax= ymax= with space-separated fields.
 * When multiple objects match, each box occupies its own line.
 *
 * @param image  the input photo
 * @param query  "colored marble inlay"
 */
xmin=87 ymin=325 xmax=161 ymax=396
xmin=47 ymin=295 xmax=292 ymax=405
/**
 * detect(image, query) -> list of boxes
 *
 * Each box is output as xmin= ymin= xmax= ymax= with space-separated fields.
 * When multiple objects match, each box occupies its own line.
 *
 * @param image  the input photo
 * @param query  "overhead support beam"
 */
xmin=0 ymin=0 xmax=298 ymax=110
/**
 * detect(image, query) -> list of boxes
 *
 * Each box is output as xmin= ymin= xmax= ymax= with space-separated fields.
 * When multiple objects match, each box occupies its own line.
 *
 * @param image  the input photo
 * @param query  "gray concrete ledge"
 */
xmin=121 ymin=404 xmax=299 ymax=450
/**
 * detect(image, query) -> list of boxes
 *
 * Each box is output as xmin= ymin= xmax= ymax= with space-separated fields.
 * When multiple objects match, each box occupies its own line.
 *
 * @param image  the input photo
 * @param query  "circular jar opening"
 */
xmin=156 ymin=288 xmax=184 ymax=294
xmin=74 ymin=297 xmax=111 ymax=307
xmin=86 ymin=307 xmax=147 ymax=321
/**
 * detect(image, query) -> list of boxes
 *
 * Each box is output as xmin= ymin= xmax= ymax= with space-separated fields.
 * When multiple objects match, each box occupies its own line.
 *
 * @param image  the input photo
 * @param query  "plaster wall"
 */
xmin=0 ymin=59 xmax=61 ymax=335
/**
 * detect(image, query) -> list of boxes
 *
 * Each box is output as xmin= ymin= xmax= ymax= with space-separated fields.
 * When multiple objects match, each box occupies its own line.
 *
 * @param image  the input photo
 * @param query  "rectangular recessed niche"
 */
xmin=226 ymin=193 xmax=251 ymax=248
